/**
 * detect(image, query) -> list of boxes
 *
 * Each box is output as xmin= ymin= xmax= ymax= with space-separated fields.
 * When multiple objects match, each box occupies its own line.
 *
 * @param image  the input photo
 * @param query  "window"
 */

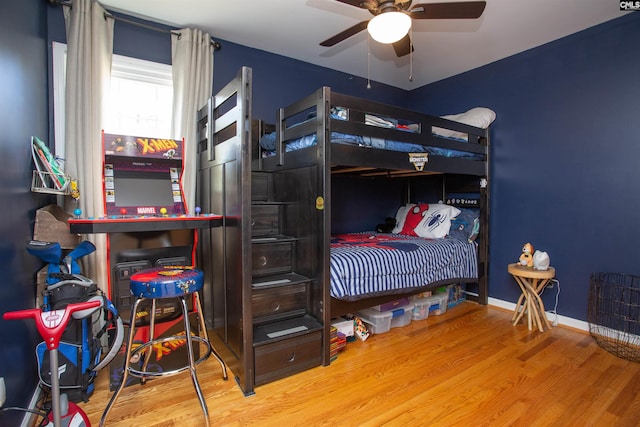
xmin=52 ymin=42 xmax=173 ymax=161
xmin=106 ymin=55 xmax=173 ymax=138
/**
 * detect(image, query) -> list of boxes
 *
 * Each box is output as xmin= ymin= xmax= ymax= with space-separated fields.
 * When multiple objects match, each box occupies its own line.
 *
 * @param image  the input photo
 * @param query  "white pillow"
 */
xmin=433 ymin=107 xmax=496 ymax=141
xmin=391 ymin=204 xmax=416 ymax=234
xmin=414 ymin=204 xmax=461 ymax=239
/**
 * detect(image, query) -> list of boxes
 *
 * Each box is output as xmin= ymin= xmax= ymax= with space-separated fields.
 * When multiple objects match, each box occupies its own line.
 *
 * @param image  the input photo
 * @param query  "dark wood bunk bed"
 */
xmin=196 ymin=67 xmax=490 ymax=396
xmin=257 ymin=84 xmax=490 ymax=318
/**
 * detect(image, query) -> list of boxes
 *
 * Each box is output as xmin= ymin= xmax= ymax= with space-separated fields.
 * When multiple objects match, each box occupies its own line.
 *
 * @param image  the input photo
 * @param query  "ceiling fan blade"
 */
xmin=320 ymin=20 xmax=370 ymax=47
xmin=410 ymin=1 xmax=486 ymax=19
xmin=392 ymin=33 xmax=413 ymax=57
xmin=336 ymin=0 xmax=378 ymax=11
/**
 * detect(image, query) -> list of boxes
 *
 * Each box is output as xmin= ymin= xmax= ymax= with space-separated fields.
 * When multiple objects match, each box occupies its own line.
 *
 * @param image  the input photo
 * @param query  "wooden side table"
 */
xmin=508 ymin=263 xmax=556 ymax=332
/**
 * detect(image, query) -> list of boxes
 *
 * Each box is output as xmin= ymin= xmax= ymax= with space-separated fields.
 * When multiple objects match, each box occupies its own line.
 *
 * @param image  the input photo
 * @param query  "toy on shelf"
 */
xmin=70 ymin=179 xmax=80 ymax=201
xmin=519 ymin=242 xmax=534 ymax=267
xmin=30 ymin=136 xmax=72 ymax=195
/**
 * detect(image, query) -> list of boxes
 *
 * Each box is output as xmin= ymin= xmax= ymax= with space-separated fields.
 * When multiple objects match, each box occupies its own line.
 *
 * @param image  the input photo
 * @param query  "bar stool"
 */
xmin=100 ymin=265 xmax=227 ymax=427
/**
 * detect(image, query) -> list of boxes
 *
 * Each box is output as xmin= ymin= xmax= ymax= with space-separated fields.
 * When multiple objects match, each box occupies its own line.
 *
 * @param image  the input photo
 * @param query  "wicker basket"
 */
xmin=588 ymin=272 xmax=640 ymax=362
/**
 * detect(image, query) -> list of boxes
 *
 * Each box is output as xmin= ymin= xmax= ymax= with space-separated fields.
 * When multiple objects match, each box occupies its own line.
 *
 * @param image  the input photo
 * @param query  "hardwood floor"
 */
xmin=77 ymin=302 xmax=640 ymax=426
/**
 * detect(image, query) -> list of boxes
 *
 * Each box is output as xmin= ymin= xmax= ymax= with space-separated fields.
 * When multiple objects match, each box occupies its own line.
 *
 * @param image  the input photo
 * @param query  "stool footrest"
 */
xmin=128 ymin=335 xmax=212 ymax=378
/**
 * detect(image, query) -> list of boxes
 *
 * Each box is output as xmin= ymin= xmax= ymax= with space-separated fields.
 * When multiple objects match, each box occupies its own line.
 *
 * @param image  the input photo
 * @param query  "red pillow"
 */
xmin=400 ymin=203 xmax=429 ymax=236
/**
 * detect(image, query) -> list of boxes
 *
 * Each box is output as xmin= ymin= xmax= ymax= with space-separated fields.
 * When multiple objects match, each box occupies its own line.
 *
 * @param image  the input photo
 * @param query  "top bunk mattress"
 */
xmin=260 ymin=128 xmax=481 ymax=159
xmin=259 ymin=106 xmax=495 ymax=161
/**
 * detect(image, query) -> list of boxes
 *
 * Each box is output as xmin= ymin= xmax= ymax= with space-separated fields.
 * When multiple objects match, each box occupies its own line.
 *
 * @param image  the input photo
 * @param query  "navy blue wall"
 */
xmin=408 ymin=13 xmax=640 ymax=321
xmin=0 ymin=0 xmax=56 ymax=421
xmin=331 ymin=174 xmax=445 ymax=235
xmin=331 ymin=176 xmax=406 ymax=234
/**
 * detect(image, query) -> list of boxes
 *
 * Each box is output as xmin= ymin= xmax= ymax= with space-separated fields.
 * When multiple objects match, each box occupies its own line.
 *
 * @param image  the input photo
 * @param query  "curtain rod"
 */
xmin=105 ymin=12 xmax=222 ymax=50
xmin=49 ymin=0 xmax=222 ymax=50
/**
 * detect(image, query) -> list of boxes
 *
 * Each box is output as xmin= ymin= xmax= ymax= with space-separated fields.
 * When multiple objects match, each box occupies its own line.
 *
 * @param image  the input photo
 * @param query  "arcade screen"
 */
xmin=112 ymin=170 xmax=174 ymax=208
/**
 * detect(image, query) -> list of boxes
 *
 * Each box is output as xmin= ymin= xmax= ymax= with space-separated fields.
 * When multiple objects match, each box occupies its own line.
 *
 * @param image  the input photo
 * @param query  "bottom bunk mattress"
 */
xmin=330 ymin=232 xmax=478 ymax=301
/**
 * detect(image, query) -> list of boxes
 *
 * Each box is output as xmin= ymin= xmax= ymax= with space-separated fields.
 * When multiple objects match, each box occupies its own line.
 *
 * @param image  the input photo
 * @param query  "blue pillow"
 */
xmin=449 ymin=208 xmax=479 ymax=242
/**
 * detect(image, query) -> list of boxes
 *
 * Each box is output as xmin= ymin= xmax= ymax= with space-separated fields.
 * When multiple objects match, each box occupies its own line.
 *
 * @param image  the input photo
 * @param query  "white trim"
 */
xmin=111 ymin=55 xmax=172 ymax=86
xmin=52 ymin=41 xmax=67 ymax=163
xmin=488 ymin=297 xmax=589 ymax=332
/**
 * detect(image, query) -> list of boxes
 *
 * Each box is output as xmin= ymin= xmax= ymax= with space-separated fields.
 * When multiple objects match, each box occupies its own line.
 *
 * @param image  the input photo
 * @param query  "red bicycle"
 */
xmin=3 ymin=300 xmax=100 ymax=427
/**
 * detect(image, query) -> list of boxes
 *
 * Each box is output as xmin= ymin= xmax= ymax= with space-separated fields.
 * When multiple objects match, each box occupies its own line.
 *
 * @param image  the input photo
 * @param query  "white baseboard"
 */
xmin=488 ymin=297 xmax=589 ymax=332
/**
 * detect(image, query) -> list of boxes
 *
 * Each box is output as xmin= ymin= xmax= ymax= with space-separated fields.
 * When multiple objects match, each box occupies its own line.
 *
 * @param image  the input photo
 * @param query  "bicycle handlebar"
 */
xmin=3 ymin=300 xmax=101 ymax=350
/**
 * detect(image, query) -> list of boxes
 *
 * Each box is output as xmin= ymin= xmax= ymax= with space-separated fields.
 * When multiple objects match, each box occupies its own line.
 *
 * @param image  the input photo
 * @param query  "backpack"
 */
xmin=27 ymin=240 xmax=124 ymax=403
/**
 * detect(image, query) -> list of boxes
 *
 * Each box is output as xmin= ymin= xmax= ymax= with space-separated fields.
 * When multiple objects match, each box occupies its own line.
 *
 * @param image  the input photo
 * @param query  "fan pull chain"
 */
xmin=409 ymin=26 xmax=414 ymax=82
xmin=367 ymin=33 xmax=371 ymax=89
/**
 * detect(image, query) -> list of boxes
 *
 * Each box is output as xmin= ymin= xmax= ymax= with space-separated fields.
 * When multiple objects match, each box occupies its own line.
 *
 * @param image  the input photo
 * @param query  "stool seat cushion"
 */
xmin=130 ymin=266 xmax=203 ymax=299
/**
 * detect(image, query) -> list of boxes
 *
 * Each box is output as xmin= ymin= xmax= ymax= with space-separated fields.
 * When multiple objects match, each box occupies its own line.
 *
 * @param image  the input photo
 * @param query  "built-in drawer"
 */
xmin=254 ymin=331 xmax=322 ymax=386
xmin=251 ymin=204 xmax=279 ymax=237
xmin=252 ymin=172 xmax=270 ymax=202
xmin=251 ymin=240 xmax=292 ymax=276
xmin=252 ymin=283 xmax=307 ymax=323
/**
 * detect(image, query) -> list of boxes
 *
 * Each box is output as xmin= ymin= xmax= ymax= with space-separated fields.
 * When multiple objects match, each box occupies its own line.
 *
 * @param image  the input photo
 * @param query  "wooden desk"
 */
xmin=508 ymin=263 xmax=555 ymax=332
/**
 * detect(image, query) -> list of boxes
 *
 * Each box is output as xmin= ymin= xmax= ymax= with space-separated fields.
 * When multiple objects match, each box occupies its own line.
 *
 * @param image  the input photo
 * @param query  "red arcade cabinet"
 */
xmin=69 ymin=132 xmax=221 ymax=388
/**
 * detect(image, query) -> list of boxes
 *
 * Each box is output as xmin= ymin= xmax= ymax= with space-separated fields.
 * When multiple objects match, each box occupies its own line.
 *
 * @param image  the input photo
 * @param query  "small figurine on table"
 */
xmin=533 ymin=250 xmax=551 ymax=270
xmin=519 ymin=242 xmax=534 ymax=267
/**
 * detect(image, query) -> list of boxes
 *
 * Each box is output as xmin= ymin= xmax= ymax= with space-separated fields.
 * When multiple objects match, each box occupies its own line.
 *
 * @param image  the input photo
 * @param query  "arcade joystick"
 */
xmin=195 ymin=206 xmax=201 ymax=216
xmin=160 ymin=207 xmax=168 ymax=217
xmin=120 ymin=208 xmax=127 ymax=218
xmin=73 ymin=208 xmax=82 ymax=219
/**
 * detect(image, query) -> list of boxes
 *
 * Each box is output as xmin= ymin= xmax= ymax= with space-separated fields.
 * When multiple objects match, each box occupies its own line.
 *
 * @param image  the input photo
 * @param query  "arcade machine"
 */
xmin=69 ymin=132 xmax=221 ymax=388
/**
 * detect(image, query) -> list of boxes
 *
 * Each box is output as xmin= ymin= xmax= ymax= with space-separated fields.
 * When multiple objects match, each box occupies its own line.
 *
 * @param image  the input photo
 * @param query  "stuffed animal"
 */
xmin=376 ymin=217 xmax=397 ymax=234
xmin=519 ymin=242 xmax=534 ymax=267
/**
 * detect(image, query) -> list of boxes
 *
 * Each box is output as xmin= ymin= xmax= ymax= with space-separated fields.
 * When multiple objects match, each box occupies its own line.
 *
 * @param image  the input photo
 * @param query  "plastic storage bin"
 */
xmin=411 ymin=298 xmax=430 ymax=320
xmin=430 ymin=293 xmax=449 ymax=315
xmin=413 ymin=293 xmax=449 ymax=316
xmin=356 ymin=308 xmax=393 ymax=334
xmin=370 ymin=297 xmax=410 ymax=312
xmin=390 ymin=303 xmax=414 ymax=329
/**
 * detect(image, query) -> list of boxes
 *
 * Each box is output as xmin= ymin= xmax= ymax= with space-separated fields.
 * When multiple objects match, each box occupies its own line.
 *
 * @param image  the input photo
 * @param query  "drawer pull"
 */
xmin=251 ymin=217 xmax=256 ymax=226
xmin=258 ymin=256 xmax=267 ymax=266
xmin=287 ymin=352 xmax=296 ymax=362
xmin=270 ymin=302 xmax=280 ymax=312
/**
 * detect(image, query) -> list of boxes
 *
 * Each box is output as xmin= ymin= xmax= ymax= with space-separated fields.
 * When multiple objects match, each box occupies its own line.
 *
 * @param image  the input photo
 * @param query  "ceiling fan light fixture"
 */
xmin=367 ymin=11 xmax=411 ymax=44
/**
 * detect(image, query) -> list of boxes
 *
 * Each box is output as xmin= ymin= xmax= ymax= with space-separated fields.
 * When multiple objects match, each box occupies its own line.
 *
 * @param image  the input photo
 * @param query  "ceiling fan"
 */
xmin=320 ymin=1 xmax=487 ymax=57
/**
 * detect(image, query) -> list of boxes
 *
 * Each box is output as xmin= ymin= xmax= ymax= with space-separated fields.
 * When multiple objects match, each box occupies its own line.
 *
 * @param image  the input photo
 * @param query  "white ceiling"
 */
xmin=99 ymin=0 xmax=628 ymax=90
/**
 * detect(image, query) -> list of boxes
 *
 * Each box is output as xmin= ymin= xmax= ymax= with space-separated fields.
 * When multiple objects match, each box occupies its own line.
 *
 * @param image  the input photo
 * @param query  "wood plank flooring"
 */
xmin=77 ymin=302 xmax=640 ymax=426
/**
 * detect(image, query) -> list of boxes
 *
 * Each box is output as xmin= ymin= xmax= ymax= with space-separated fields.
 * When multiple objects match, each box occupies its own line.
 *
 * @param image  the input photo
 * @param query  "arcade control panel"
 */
xmin=68 ymin=211 xmax=222 ymax=324
xmin=68 ymin=211 xmax=222 ymax=234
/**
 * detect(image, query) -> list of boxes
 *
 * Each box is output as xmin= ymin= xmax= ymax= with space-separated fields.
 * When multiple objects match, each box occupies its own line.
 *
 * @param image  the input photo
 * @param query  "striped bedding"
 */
xmin=330 ymin=233 xmax=478 ymax=301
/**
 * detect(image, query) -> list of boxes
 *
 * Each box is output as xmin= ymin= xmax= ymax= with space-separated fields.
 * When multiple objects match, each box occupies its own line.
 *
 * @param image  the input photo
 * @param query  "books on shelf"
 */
xmin=31 ymin=136 xmax=67 ymax=190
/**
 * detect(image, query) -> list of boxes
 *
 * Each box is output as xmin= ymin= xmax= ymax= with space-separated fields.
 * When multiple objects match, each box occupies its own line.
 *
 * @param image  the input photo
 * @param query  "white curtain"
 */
xmin=64 ymin=0 xmax=114 ymax=289
xmin=171 ymin=29 xmax=214 ymax=214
